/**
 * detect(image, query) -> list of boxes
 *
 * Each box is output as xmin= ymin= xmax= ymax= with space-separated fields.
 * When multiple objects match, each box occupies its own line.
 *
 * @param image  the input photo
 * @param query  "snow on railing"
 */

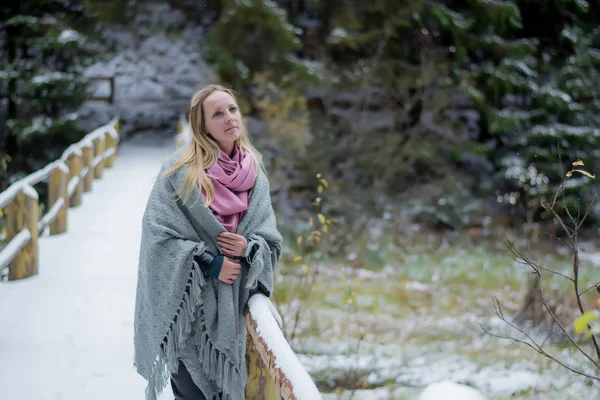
xmin=37 ymin=198 xmax=65 ymax=234
xmin=0 ymin=117 xmax=120 ymax=281
xmin=0 ymin=229 xmax=32 ymax=275
xmin=245 ymin=294 xmax=322 ymax=400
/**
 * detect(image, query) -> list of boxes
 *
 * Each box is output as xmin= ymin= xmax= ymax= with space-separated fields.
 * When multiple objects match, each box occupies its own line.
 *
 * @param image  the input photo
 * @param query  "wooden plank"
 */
xmin=93 ymin=135 xmax=106 ymax=179
xmin=245 ymin=331 xmax=283 ymax=399
xmin=6 ymin=185 xmax=39 ymax=280
xmin=38 ymin=198 xmax=65 ymax=234
xmin=246 ymin=312 xmax=293 ymax=399
xmin=0 ymin=162 xmax=59 ymax=209
xmin=0 ymin=229 xmax=31 ymax=274
xmin=67 ymin=151 xmax=83 ymax=207
xmin=48 ymin=162 xmax=69 ymax=235
xmin=82 ymin=143 xmax=94 ymax=192
xmin=105 ymin=130 xmax=117 ymax=168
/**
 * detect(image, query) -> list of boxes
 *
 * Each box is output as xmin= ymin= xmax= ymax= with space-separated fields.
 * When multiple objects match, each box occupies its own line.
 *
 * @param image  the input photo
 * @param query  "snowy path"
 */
xmin=0 ymin=135 xmax=175 ymax=400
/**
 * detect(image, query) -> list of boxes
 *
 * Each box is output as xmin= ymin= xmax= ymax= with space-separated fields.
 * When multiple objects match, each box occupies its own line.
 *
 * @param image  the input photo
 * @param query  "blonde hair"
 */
xmin=164 ymin=84 xmax=262 ymax=207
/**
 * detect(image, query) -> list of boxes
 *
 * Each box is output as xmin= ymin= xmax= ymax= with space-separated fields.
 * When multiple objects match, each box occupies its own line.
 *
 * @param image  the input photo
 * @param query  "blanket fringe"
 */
xmin=192 ymin=318 xmax=245 ymax=399
xmin=144 ymin=261 xmax=205 ymax=400
xmin=144 ymin=261 xmax=245 ymax=400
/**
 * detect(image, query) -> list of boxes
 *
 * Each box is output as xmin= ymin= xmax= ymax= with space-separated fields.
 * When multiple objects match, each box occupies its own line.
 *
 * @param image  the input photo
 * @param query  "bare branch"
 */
xmin=541 ymin=201 xmax=574 ymax=237
xmin=482 ymin=298 xmax=600 ymax=381
xmin=480 ymin=323 xmax=600 ymax=381
xmin=494 ymin=296 xmax=505 ymax=321
xmin=491 ymin=145 xmax=600 ymax=382
xmin=547 ymin=181 xmax=566 ymax=210
xmin=540 ymin=330 xmax=562 ymax=348
xmin=581 ymin=282 xmax=600 ymax=296
xmin=503 ymin=234 xmax=573 ymax=281
xmin=568 ymin=235 xmax=600 ymax=362
xmin=576 ymin=191 xmax=600 ymax=231
xmin=543 ymin=299 xmax=600 ymax=370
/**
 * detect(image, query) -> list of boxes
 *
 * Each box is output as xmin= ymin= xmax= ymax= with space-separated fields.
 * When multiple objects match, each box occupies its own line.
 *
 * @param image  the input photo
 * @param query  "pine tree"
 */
xmin=431 ymin=0 xmax=600 ymax=225
xmin=204 ymin=0 xmax=311 ymax=95
xmin=301 ymin=1 xmax=467 ymax=190
xmin=0 ymin=1 xmax=94 ymax=189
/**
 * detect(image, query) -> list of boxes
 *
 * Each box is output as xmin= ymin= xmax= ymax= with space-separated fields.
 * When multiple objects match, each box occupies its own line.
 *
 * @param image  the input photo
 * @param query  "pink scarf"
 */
xmin=204 ymin=145 xmax=257 ymax=233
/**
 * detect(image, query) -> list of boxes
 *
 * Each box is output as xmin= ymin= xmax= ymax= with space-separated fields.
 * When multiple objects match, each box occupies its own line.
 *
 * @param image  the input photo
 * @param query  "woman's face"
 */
xmin=202 ymin=90 xmax=242 ymax=156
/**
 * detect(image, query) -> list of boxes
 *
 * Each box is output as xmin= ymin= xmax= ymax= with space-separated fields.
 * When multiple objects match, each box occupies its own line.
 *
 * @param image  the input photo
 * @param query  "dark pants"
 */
xmin=171 ymin=360 xmax=212 ymax=400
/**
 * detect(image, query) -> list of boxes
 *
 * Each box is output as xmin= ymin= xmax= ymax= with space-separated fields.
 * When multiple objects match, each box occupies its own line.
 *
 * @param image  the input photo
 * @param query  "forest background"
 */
xmin=2 ymin=0 xmax=600 ymax=398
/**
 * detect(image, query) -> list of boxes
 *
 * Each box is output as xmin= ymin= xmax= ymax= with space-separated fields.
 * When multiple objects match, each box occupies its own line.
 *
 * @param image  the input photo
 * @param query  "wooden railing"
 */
xmin=245 ymin=294 xmax=322 ymax=399
xmin=88 ymin=76 xmax=115 ymax=103
xmin=0 ymin=117 xmax=120 ymax=281
xmin=177 ymin=116 xmax=321 ymax=399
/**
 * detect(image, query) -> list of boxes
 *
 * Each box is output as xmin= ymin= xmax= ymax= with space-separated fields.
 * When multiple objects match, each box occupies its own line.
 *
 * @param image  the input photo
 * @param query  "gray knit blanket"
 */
xmin=133 ymin=150 xmax=282 ymax=400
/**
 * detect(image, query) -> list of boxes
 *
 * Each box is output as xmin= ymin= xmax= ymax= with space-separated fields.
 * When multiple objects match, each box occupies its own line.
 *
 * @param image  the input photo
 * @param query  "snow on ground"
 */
xmin=3 ymin=131 xmax=600 ymax=399
xmin=0 ymin=132 xmax=176 ymax=400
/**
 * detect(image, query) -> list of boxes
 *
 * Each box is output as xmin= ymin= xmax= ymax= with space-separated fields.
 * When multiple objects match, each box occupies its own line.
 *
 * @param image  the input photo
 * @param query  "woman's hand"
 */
xmin=217 ymin=232 xmax=247 ymax=258
xmin=218 ymin=257 xmax=241 ymax=284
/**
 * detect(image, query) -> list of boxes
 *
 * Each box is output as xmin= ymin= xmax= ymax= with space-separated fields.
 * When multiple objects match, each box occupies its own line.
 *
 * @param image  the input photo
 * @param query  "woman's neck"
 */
xmin=219 ymin=143 xmax=235 ymax=158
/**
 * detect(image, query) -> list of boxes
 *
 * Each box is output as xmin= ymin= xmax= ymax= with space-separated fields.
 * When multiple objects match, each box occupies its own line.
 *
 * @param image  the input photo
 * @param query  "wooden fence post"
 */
xmin=105 ymin=131 xmax=117 ymax=168
xmin=245 ymin=332 xmax=282 ymax=399
xmin=82 ymin=142 xmax=93 ymax=192
xmin=93 ymin=135 xmax=106 ymax=179
xmin=49 ymin=162 xmax=69 ymax=235
xmin=6 ymin=185 xmax=39 ymax=280
xmin=67 ymin=150 xmax=83 ymax=207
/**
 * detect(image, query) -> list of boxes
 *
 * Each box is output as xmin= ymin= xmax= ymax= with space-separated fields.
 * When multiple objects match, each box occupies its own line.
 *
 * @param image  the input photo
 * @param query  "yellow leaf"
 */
xmin=320 ymin=178 xmax=329 ymax=188
xmin=566 ymin=170 xmax=573 ymax=177
xmin=318 ymin=214 xmax=326 ymax=224
xmin=297 ymin=236 xmax=303 ymax=246
xmin=322 ymin=224 xmax=328 ymax=233
xmin=352 ymin=294 xmax=357 ymax=303
xmin=572 ymin=169 xmax=596 ymax=178
xmin=317 ymin=185 xmax=323 ymax=194
xmin=1 ymin=228 xmax=6 ymax=236
xmin=573 ymin=160 xmax=585 ymax=166
xmin=0 ymin=209 xmax=3 ymax=217
xmin=344 ymin=298 xmax=352 ymax=305
xmin=293 ymin=256 xmax=303 ymax=262
xmin=302 ymin=265 xmax=308 ymax=275
xmin=370 ymin=301 xmax=379 ymax=312
xmin=574 ymin=311 xmax=598 ymax=333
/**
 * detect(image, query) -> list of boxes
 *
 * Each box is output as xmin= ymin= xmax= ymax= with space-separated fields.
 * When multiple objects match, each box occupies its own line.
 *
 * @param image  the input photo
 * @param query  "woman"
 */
xmin=134 ymin=85 xmax=283 ymax=400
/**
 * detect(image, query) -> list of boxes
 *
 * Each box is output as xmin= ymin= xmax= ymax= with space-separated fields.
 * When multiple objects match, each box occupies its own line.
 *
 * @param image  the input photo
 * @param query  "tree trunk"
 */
xmin=514 ymin=274 xmax=541 ymax=325
xmin=318 ymin=0 xmax=337 ymax=43
xmin=5 ymin=24 xmax=18 ymax=158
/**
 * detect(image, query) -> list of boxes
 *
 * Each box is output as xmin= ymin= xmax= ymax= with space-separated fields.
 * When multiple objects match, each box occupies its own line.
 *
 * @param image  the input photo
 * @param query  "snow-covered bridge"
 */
xmin=0 ymin=119 xmax=320 ymax=400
